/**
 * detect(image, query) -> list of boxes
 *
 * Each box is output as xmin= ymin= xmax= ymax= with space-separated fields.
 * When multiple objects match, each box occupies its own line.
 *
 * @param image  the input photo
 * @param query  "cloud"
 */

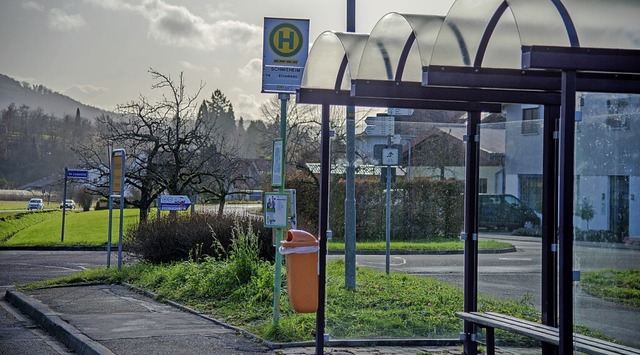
xmin=206 ymin=3 xmax=237 ymax=20
xmin=64 ymin=84 xmax=108 ymax=101
xmin=238 ymin=58 xmax=262 ymax=81
xmin=48 ymin=8 xmax=86 ymax=31
xmin=86 ymin=0 xmax=261 ymax=51
xmin=179 ymin=61 xmax=207 ymax=72
xmin=23 ymin=1 xmax=44 ymax=11
xmin=236 ymin=93 xmax=261 ymax=120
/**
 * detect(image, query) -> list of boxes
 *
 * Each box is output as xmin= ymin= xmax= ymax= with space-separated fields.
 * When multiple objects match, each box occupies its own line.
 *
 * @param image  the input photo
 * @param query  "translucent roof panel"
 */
xmin=505 ymin=0 xmax=572 ymax=47
xmin=358 ymin=13 xmax=444 ymax=82
xmin=562 ymin=0 xmax=640 ymax=49
xmin=301 ymin=31 xmax=369 ymax=91
xmin=431 ymin=0 xmax=507 ymax=67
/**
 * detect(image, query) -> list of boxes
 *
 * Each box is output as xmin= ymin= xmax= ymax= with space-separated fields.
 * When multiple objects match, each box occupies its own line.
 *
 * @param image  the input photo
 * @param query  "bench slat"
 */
xmin=485 ymin=313 xmax=640 ymax=355
xmin=456 ymin=312 xmax=640 ymax=355
xmin=456 ymin=312 xmax=558 ymax=344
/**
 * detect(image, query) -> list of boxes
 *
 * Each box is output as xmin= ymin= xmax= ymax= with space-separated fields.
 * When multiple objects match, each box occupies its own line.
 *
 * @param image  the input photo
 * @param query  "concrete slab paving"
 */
xmin=6 ymin=284 xmax=526 ymax=355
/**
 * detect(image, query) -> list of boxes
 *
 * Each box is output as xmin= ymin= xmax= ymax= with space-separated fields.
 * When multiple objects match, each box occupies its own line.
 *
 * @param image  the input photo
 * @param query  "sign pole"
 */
xmin=107 ymin=168 xmax=113 ymax=268
xmin=117 ymin=150 xmax=126 ymax=271
xmin=61 ymin=168 xmax=68 ymax=243
xmin=107 ymin=143 xmax=113 ymax=268
xmin=272 ymin=93 xmax=289 ymax=325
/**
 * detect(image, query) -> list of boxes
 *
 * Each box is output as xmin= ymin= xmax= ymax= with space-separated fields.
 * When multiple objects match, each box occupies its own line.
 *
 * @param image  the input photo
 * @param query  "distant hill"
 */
xmin=0 ymin=73 xmax=114 ymax=119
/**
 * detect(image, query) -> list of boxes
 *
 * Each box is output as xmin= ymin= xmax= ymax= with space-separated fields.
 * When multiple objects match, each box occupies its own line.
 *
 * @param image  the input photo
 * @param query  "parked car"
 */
xmin=479 ymin=194 xmax=540 ymax=231
xmin=59 ymin=199 xmax=76 ymax=209
xmin=27 ymin=198 xmax=44 ymax=210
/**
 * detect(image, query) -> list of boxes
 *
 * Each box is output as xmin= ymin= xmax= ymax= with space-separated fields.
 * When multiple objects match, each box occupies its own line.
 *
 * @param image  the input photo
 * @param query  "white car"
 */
xmin=27 ymin=198 xmax=44 ymax=210
xmin=59 ymin=199 xmax=76 ymax=209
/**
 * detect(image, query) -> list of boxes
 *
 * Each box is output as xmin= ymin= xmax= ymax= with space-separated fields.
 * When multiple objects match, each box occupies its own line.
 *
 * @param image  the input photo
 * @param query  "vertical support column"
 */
xmin=542 ymin=105 xmax=560 ymax=355
xmin=558 ymin=71 xmax=576 ymax=355
xmin=316 ymin=104 xmax=331 ymax=355
xmin=344 ymin=0 xmax=357 ymax=290
xmin=462 ymin=111 xmax=480 ymax=355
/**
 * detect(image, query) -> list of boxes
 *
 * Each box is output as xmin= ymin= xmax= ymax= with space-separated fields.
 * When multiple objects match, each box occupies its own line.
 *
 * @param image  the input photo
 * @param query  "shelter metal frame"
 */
xmin=296 ymin=3 xmax=640 ymax=354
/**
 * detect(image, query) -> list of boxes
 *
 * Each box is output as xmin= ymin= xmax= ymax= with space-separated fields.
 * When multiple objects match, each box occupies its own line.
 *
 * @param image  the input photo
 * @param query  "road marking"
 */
xmin=499 ymin=257 xmax=532 ymax=261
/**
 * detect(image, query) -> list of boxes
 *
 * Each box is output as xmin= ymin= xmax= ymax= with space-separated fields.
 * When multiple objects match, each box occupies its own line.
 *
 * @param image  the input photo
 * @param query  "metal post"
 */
xmin=316 ymin=104 xmax=331 ymax=355
xmin=273 ymin=93 xmax=289 ymax=325
xmin=60 ymin=168 xmax=68 ymax=243
xmin=385 ymin=164 xmax=391 ymax=275
xmin=107 ymin=169 xmax=113 ymax=269
xmin=107 ymin=143 xmax=113 ymax=268
xmin=558 ymin=71 xmax=576 ymax=355
xmin=462 ymin=112 xmax=480 ymax=355
xmin=117 ymin=150 xmax=126 ymax=272
xmin=542 ymin=105 xmax=560 ymax=355
xmin=344 ymin=0 xmax=357 ymax=290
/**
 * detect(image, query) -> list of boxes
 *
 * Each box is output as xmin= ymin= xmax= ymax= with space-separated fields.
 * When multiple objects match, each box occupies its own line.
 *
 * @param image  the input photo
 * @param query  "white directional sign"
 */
xmin=159 ymin=195 xmax=192 ymax=211
xmin=382 ymin=148 xmax=400 ymax=166
xmin=364 ymin=115 xmax=394 ymax=136
xmin=387 ymin=108 xmax=414 ymax=116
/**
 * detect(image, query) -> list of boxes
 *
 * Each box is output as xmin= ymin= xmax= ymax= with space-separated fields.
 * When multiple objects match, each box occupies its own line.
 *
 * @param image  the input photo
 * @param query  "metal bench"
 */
xmin=455 ymin=311 xmax=640 ymax=355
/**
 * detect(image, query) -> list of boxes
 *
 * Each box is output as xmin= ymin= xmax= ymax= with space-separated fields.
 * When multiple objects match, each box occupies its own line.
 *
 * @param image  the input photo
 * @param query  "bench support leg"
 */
xmin=486 ymin=327 xmax=495 ymax=355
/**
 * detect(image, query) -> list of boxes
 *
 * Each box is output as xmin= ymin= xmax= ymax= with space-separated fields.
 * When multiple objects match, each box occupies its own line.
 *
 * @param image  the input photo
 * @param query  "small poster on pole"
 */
xmin=271 ymin=139 xmax=283 ymax=187
xmin=264 ymin=192 xmax=288 ymax=228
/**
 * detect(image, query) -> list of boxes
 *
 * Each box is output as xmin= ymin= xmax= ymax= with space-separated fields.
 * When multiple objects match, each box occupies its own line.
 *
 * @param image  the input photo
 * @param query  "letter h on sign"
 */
xmin=278 ymin=30 xmax=295 ymax=50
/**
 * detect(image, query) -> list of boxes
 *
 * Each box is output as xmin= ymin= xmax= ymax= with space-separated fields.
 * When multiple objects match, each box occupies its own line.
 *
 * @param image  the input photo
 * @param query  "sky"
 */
xmin=0 ymin=0 xmax=454 ymax=121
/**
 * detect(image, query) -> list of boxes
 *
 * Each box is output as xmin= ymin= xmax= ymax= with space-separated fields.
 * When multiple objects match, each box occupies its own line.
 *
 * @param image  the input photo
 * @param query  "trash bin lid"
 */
xmin=281 ymin=229 xmax=319 ymax=248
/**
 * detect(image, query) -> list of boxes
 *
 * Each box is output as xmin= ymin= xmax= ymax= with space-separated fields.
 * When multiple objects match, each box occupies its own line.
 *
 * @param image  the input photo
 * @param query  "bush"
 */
xmin=73 ymin=188 xmax=94 ymax=211
xmin=574 ymin=229 xmax=617 ymax=243
xmin=124 ymin=213 xmax=275 ymax=264
xmin=511 ymin=227 xmax=542 ymax=237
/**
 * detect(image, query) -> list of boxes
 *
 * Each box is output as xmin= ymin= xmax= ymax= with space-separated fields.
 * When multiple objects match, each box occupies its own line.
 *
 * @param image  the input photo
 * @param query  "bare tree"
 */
xmin=75 ymin=69 xmax=228 ymax=221
xmin=259 ymin=97 xmax=350 ymax=184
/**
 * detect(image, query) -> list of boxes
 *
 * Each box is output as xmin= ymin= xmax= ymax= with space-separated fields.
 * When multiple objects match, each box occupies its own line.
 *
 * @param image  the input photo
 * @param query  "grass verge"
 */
xmin=328 ymin=239 xmax=511 ymax=252
xmin=1 ymin=209 xmax=139 ymax=246
xmin=581 ymin=268 xmax=640 ymax=308
xmin=25 ymin=259 xmax=540 ymax=345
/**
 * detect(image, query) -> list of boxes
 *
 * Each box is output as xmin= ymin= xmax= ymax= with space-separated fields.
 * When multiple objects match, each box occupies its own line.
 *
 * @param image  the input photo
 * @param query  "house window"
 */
xmin=606 ymin=99 xmax=630 ymax=130
xmin=521 ymin=107 xmax=540 ymax=135
xmin=479 ymin=178 xmax=487 ymax=194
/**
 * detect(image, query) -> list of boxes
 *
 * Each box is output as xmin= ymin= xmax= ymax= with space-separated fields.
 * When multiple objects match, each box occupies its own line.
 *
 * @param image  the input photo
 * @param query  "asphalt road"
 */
xmin=1 ymin=250 xmax=116 ymax=355
xmin=334 ymin=233 xmax=640 ymax=348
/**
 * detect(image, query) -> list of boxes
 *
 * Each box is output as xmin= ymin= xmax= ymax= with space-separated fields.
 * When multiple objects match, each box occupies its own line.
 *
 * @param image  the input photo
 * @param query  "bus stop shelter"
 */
xmin=296 ymin=0 xmax=640 ymax=354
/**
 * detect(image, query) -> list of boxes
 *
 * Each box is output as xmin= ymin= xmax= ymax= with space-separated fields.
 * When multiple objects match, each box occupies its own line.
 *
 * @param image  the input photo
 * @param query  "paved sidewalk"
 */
xmin=5 ymin=284 xmax=470 ymax=355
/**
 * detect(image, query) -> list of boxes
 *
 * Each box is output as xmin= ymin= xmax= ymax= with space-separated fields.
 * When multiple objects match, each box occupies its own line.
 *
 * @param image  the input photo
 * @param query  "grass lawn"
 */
xmin=0 ymin=200 xmax=35 ymax=210
xmin=581 ymin=268 xmax=640 ymax=308
xmin=25 ymin=259 xmax=541 ymax=345
xmin=328 ymin=239 xmax=512 ymax=252
xmin=1 ymin=209 xmax=139 ymax=246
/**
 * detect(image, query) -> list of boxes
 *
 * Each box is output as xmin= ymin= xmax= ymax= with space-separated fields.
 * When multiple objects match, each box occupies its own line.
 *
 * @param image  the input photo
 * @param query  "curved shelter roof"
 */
xmin=300 ymin=0 xmax=640 ymax=105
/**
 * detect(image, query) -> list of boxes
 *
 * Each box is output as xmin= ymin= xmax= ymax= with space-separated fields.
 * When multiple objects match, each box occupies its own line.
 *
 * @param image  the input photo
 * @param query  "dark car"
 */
xmin=479 ymin=194 xmax=540 ymax=231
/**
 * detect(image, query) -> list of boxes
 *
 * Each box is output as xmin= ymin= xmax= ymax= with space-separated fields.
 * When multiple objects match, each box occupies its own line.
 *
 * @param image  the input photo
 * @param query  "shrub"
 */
xmin=124 ymin=213 xmax=275 ymax=264
xmin=511 ymin=227 xmax=542 ymax=237
xmin=73 ymin=188 xmax=94 ymax=211
xmin=574 ymin=229 xmax=617 ymax=243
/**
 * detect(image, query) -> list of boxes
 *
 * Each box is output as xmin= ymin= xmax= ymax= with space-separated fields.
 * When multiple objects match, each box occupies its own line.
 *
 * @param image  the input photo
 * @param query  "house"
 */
xmin=502 ymin=94 xmax=640 ymax=239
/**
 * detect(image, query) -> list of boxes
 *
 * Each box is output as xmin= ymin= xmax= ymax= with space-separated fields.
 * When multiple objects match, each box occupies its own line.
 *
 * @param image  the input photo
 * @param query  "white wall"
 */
xmin=575 ymin=176 xmax=609 ymax=231
xmin=630 ymin=176 xmax=640 ymax=238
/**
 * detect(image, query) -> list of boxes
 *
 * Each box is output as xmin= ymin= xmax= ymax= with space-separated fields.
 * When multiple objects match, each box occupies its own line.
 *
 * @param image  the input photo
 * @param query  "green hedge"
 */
xmin=289 ymin=176 xmax=464 ymax=241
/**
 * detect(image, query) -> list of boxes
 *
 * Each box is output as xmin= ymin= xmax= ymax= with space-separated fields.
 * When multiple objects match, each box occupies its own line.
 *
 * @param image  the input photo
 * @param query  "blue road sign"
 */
xmin=66 ymin=169 xmax=88 ymax=178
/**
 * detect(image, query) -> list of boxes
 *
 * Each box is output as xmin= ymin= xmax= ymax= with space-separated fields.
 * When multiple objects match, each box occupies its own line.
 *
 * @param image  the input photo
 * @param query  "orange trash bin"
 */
xmin=279 ymin=229 xmax=319 ymax=313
